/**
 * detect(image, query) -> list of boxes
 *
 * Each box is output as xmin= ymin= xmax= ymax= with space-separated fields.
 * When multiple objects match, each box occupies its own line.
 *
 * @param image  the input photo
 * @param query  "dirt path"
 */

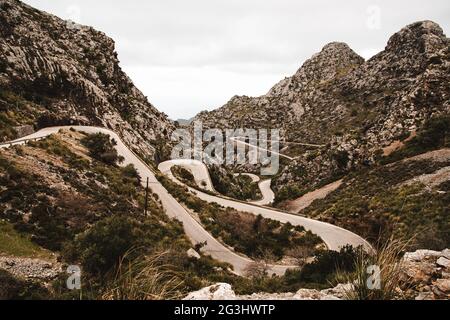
xmin=284 ymin=180 xmax=343 ymax=213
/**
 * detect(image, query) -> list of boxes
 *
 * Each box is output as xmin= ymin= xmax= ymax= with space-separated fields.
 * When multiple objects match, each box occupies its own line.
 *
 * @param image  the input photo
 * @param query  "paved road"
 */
xmin=1 ymin=126 xmax=372 ymax=276
xmin=234 ymin=173 xmax=275 ymax=206
xmin=229 ymin=136 xmax=295 ymax=160
xmin=163 ymin=161 xmax=275 ymax=206
xmin=159 ymin=159 xmax=372 ymax=253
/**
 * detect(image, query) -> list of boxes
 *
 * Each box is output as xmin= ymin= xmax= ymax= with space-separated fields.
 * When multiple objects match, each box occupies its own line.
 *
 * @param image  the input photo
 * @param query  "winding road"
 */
xmin=0 ymin=126 xmax=372 ymax=276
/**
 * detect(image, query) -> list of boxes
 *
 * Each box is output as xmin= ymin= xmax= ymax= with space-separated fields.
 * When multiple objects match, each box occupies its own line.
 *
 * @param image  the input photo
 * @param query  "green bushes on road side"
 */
xmin=81 ymin=132 xmax=124 ymax=166
xmin=158 ymin=173 xmax=324 ymax=261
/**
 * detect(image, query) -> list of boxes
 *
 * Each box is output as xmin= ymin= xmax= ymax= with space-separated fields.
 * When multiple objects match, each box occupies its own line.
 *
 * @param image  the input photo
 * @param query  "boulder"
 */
xmin=186 ymin=248 xmax=201 ymax=260
xmin=436 ymin=257 xmax=450 ymax=269
xmin=403 ymin=250 xmax=441 ymax=262
xmin=184 ymin=283 xmax=236 ymax=300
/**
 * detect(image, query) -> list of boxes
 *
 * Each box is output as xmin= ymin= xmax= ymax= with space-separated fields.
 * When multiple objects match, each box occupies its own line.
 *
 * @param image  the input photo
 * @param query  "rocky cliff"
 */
xmin=0 ymin=0 xmax=174 ymax=157
xmin=195 ymin=21 xmax=449 ymax=195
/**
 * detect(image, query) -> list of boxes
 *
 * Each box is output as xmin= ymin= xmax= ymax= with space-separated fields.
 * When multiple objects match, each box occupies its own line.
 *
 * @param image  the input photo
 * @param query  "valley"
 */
xmin=0 ymin=0 xmax=449 ymax=301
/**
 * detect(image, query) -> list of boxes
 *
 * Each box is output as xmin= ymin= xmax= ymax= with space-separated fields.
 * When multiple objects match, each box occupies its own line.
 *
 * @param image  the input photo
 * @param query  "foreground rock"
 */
xmin=184 ymin=283 xmax=351 ymax=300
xmin=401 ymin=249 xmax=450 ymax=300
xmin=185 ymin=249 xmax=450 ymax=300
xmin=0 ymin=256 xmax=62 ymax=281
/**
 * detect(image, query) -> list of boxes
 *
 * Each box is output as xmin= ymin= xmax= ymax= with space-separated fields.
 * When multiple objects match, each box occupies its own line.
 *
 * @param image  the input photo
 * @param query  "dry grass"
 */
xmin=334 ymin=237 xmax=411 ymax=300
xmin=101 ymin=249 xmax=184 ymax=300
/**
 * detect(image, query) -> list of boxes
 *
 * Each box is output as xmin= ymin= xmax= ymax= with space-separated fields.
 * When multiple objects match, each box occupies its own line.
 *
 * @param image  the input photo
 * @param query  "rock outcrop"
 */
xmin=401 ymin=249 xmax=450 ymax=300
xmin=0 ymin=0 xmax=174 ymax=157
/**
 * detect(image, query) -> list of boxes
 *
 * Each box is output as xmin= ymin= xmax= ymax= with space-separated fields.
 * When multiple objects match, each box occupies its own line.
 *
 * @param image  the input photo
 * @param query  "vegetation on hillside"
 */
xmin=81 ymin=133 xmax=124 ymax=166
xmin=209 ymin=166 xmax=262 ymax=201
xmin=158 ymin=174 xmax=324 ymax=261
xmin=299 ymin=114 xmax=450 ymax=250
xmin=0 ymin=131 xmax=334 ymax=299
xmin=0 ymin=220 xmax=53 ymax=259
xmin=170 ymin=165 xmax=196 ymax=188
xmin=303 ymin=157 xmax=450 ymax=250
xmin=0 ymin=269 xmax=50 ymax=300
xmin=0 ymin=88 xmax=45 ymax=142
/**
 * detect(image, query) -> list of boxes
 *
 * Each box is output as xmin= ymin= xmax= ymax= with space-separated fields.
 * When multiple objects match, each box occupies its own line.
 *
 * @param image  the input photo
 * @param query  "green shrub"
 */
xmin=209 ymin=166 xmax=262 ymax=201
xmin=81 ymin=133 xmax=124 ymax=166
xmin=0 ymin=270 xmax=50 ymax=300
xmin=64 ymin=215 xmax=188 ymax=277
xmin=284 ymin=245 xmax=360 ymax=287
xmin=274 ymin=184 xmax=304 ymax=204
xmin=65 ymin=216 xmax=144 ymax=276
xmin=171 ymin=166 xmax=195 ymax=185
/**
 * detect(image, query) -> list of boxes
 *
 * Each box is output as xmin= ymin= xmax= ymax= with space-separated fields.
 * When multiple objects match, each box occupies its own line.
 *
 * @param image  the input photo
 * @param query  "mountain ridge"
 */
xmin=194 ymin=20 xmax=449 ymax=198
xmin=0 ymin=0 xmax=174 ymax=158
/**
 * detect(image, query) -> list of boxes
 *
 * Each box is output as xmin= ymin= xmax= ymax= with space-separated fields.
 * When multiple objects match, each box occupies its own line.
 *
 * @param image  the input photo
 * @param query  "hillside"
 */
xmin=0 ymin=0 xmax=174 ymax=158
xmin=0 ymin=130 xmax=349 ymax=299
xmin=195 ymin=21 xmax=450 ymax=200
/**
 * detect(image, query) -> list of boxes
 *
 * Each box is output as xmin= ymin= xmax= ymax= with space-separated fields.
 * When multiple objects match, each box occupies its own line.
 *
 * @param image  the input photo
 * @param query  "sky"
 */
xmin=22 ymin=0 xmax=450 ymax=120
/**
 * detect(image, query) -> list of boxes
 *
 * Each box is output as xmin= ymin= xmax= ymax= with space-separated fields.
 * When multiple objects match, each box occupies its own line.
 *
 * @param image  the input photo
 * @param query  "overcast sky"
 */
xmin=22 ymin=0 xmax=450 ymax=119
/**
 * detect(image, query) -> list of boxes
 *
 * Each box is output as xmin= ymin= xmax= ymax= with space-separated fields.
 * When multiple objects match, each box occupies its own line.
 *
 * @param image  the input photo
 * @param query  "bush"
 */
xmin=65 ymin=216 xmax=146 ymax=276
xmin=64 ymin=215 xmax=188 ymax=277
xmin=209 ymin=166 xmax=262 ymax=201
xmin=171 ymin=166 xmax=196 ymax=187
xmin=286 ymin=245 xmax=360 ymax=286
xmin=81 ymin=133 xmax=124 ymax=165
xmin=121 ymin=164 xmax=141 ymax=182
xmin=274 ymin=184 xmax=304 ymax=204
xmin=0 ymin=270 xmax=50 ymax=300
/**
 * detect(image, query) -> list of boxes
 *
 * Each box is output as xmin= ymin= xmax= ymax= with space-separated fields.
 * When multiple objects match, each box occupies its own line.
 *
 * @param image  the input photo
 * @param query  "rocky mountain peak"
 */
xmin=319 ymin=42 xmax=359 ymax=57
xmin=386 ymin=20 xmax=447 ymax=54
xmin=297 ymin=41 xmax=364 ymax=77
xmin=267 ymin=42 xmax=363 ymax=97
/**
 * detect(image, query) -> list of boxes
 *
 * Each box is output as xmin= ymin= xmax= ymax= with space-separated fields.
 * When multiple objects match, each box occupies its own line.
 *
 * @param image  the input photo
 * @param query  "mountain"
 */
xmin=0 ymin=0 xmax=174 ymax=157
xmin=195 ymin=21 xmax=449 ymax=199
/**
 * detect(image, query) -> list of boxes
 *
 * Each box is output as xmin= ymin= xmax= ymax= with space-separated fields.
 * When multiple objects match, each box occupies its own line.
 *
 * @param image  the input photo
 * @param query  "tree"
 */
xmin=287 ymin=246 xmax=314 ymax=267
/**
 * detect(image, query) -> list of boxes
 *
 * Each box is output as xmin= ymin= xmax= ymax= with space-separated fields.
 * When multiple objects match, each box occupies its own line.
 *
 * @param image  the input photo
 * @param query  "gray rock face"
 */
xmin=13 ymin=124 xmax=34 ymax=138
xmin=194 ymin=20 xmax=449 ymax=193
xmin=184 ymin=283 xmax=237 ymax=300
xmin=400 ymin=249 xmax=449 ymax=300
xmin=0 ymin=0 xmax=174 ymax=155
